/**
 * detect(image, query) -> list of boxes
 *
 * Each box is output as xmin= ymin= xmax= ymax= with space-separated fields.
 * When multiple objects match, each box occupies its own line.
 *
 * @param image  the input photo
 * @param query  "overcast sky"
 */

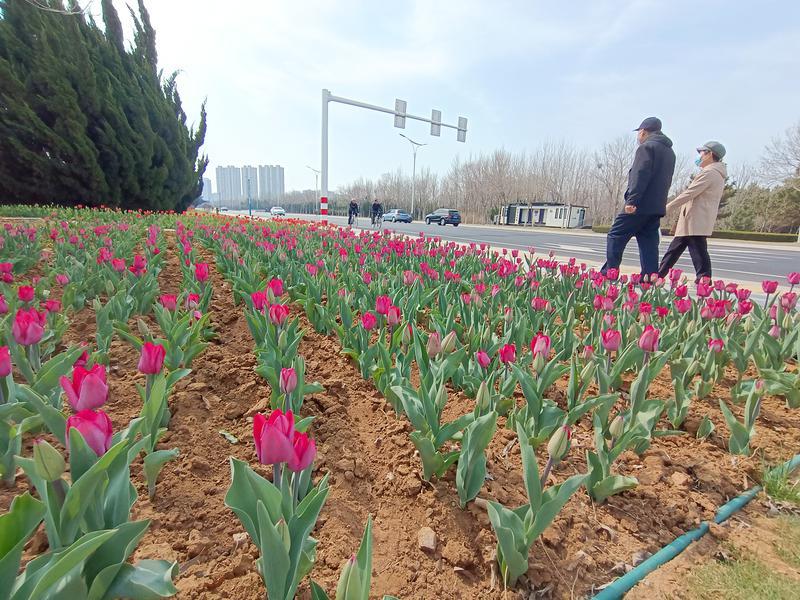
xmin=98 ymin=0 xmax=800 ymax=193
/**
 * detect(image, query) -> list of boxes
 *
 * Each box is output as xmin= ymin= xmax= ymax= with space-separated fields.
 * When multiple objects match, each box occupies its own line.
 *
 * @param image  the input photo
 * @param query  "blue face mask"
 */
xmin=695 ymin=155 xmax=703 ymax=166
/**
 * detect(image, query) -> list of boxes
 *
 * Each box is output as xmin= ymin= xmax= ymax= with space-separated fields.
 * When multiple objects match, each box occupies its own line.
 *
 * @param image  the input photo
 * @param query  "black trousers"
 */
xmin=601 ymin=213 xmax=662 ymax=276
xmin=657 ymin=235 xmax=711 ymax=281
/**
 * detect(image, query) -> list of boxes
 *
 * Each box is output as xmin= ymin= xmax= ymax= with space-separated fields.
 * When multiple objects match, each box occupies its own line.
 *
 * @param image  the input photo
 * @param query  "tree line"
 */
xmin=0 ymin=0 xmax=207 ymax=212
xmin=283 ymin=123 xmax=800 ymax=233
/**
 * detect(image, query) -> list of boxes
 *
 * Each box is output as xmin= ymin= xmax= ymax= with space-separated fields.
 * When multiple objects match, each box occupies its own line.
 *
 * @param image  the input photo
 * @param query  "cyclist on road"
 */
xmin=371 ymin=199 xmax=383 ymax=226
xmin=348 ymin=200 xmax=359 ymax=226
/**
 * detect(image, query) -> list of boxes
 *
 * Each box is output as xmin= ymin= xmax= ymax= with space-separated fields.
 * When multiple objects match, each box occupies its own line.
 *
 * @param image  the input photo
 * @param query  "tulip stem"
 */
xmin=145 ymin=375 xmax=153 ymax=404
xmin=273 ymin=463 xmax=282 ymax=487
xmin=540 ymin=457 xmax=554 ymax=487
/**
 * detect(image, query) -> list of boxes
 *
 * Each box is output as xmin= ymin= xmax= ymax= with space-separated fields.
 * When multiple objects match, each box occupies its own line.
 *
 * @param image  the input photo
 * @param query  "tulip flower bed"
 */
xmin=1 ymin=207 xmax=799 ymax=600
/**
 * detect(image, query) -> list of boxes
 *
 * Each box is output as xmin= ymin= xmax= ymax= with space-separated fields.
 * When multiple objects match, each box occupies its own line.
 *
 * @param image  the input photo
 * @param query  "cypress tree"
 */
xmin=0 ymin=0 xmax=207 ymax=210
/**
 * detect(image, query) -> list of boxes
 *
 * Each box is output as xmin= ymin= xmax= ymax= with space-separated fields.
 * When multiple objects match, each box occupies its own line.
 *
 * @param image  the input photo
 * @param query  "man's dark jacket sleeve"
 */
xmin=624 ymin=144 xmax=653 ymax=208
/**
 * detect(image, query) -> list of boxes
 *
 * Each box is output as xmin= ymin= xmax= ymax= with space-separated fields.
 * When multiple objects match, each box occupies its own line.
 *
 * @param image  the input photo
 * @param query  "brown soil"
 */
xmin=2 ymin=224 xmax=799 ymax=600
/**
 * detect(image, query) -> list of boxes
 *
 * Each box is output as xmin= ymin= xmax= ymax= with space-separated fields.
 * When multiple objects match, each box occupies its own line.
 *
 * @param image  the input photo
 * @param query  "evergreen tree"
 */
xmin=0 ymin=0 xmax=207 ymax=211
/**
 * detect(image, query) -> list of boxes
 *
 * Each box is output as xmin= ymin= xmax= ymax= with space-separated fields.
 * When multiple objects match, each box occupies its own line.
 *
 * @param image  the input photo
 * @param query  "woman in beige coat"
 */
xmin=657 ymin=141 xmax=727 ymax=282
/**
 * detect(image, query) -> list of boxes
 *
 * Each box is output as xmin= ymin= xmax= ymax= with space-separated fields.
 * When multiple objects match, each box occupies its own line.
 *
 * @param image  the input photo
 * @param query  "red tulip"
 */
xmin=195 ymin=263 xmax=210 ymax=282
xmin=788 ymin=272 xmax=800 ymax=286
xmin=736 ymin=288 xmax=752 ymax=301
xmin=361 ymin=312 xmax=377 ymax=331
xmin=674 ymin=285 xmax=688 ymax=298
xmin=655 ymin=306 xmax=669 ymax=318
xmin=253 ymin=409 xmax=296 ymax=465
xmin=12 ymin=308 xmax=46 ymax=346
xmin=476 ymin=350 xmax=491 ymax=368
xmin=129 ymin=255 xmax=147 ymax=277
xmin=138 ymin=342 xmax=165 ymax=374
xmin=738 ymin=300 xmax=753 ymax=315
xmin=530 ymin=333 xmax=551 ymax=358
xmin=0 ymin=346 xmax=10 ymax=377
xmin=499 ymin=343 xmax=517 ymax=364
xmin=762 ymin=280 xmax=778 ymax=294
xmin=111 ymin=258 xmax=126 ymax=273
xmin=60 ymin=364 xmax=108 ymax=411
xmin=375 ymin=295 xmax=392 ymax=315
xmin=18 ymin=286 xmax=35 ymax=303
xmin=159 ymin=294 xmax=177 ymax=310
xmin=269 ymin=304 xmax=289 ymax=327
xmin=279 ymin=368 xmax=298 ymax=395
xmin=287 ymin=432 xmax=316 ymax=472
xmin=601 ymin=329 xmax=621 ymax=352
xmin=0 ymin=294 xmax=7 ymax=315
xmin=44 ymin=299 xmax=61 ymax=314
xmin=66 ymin=409 xmax=113 ymax=456
xmin=186 ymin=293 xmax=200 ymax=309
xmin=638 ymin=325 xmax=660 ymax=353
xmin=605 ymin=268 xmax=619 ymax=281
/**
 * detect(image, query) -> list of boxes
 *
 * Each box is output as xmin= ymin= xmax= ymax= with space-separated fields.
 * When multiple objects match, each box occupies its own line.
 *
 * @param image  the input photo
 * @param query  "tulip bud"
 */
xmin=427 ymin=332 xmax=442 ymax=358
xmin=33 ymin=439 xmax=65 ymax=482
xmin=335 ymin=555 xmax=360 ymax=600
xmin=436 ymin=384 xmax=448 ymax=411
xmin=402 ymin=324 xmax=413 ymax=347
xmin=276 ymin=519 xmax=291 ymax=553
xmin=278 ymin=329 xmax=288 ymax=351
xmin=0 ymin=345 xmax=10 ymax=378
xmin=441 ymin=331 xmax=457 ymax=354
xmin=279 ymin=368 xmax=298 ymax=395
xmin=582 ymin=345 xmax=594 ymax=361
xmin=547 ymin=425 xmax=572 ymax=463
xmin=609 ymin=414 xmax=625 ymax=440
xmin=475 ymin=380 xmax=491 ymax=412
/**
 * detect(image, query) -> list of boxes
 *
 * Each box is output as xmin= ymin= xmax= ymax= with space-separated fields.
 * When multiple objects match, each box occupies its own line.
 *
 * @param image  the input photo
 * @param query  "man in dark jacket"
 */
xmin=601 ymin=117 xmax=676 ymax=278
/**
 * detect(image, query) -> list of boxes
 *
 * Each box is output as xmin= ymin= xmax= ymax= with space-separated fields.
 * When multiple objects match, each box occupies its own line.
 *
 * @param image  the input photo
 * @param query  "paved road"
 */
xmin=229 ymin=210 xmax=799 ymax=286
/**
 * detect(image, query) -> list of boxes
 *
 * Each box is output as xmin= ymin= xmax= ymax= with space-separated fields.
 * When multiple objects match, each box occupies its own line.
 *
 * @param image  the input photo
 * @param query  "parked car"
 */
xmin=270 ymin=206 xmax=286 ymax=216
xmin=219 ymin=206 xmax=229 ymax=212
xmin=424 ymin=208 xmax=461 ymax=226
xmin=382 ymin=209 xmax=413 ymax=223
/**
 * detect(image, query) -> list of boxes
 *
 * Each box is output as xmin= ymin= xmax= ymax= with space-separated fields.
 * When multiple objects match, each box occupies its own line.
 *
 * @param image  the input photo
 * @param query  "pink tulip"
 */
xmin=402 ymin=270 xmax=416 ymax=286
xmin=361 ymin=312 xmax=377 ymax=331
xmin=638 ymin=325 xmax=660 ymax=353
xmin=476 ymin=350 xmax=491 ymax=368
xmin=269 ymin=304 xmax=289 ymax=327
xmin=44 ymin=299 xmax=61 ymax=314
xmin=675 ymin=298 xmax=692 ymax=315
xmin=129 ymin=255 xmax=147 ymax=276
xmin=66 ymin=409 xmax=113 ymax=456
xmin=530 ymin=333 xmax=551 ymax=358
xmin=288 ymin=432 xmax=316 ymax=472
xmin=531 ymin=297 xmax=549 ymax=311
xmin=17 ymin=286 xmax=35 ymax=303
xmin=781 ymin=292 xmax=797 ymax=311
xmin=251 ymin=290 xmax=269 ymax=311
xmin=0 ymin=262 xmax=11 ymax=274
xmin=375 ymin=295 xmax=392 ymax=316
xmin=195 ymin=263 xmax=210 ymax=282
xmin=674 ymin=285 xmax=688 ymax=298
xmin=582 ymin=345 xmax=595 ymax=361
xmin=738 ymin=300 xmax=753 ymax=315
xmin=12 ymin=308 xmax=46 ymax=346
xmin=762 ymin=280 xmax=778 ymax=294
xmin=736 ymin=288 xmax=752 ymax=301
xmin=74 ymin=349 xmax=90 ymax=369
xmin=499 ymin=343 xmax=517 ymax=364
xmin=159 ymin=294 xmax=177 ymax=310
xmin=668 ymin=268 xmax=683 ymax=283
xmin=0 ymin=346 xmax=10 ymax=377
xmin=138 ymin=342 xmax=165 ymax=374
xmin=279 ymin=368 xmax=298 ymax=395
xmin=639 ymin=302 xmax=653 ymax=315
xmin=56 ymin=274 xmax=70 ymax=286
xmin=655 ymin=306 xmax=669 ymax=318
xmin=789 ymin=272 xmax=800 ymax=286
xmin=387 ymin=305 xmax=402 ymax=327
xmin=0 ymin=294 xmax=7 ymax=315
xmin=601 ymin=329 xmax=622 ymax=352
xmin=708 ymin=339 xmax=724 ymax=353
xmin=696 ymin=283 xmax=712 ymax=298
xmin=253 ymin=409 xmax=295 ymax=465
xmin=267 ymin=278 xmax=284 ymax=297
xmin=186 ymin=293 xmax=200 ymax=309
xmin=605 ymin=268 xmax=619 ymax=281
xmin=768 ymin=324 xmax=781 ymax=338
xmin=111 ymin=258 xmax=126 ymax=273
xmin=60 ymin=364 xmax=108 ymax=411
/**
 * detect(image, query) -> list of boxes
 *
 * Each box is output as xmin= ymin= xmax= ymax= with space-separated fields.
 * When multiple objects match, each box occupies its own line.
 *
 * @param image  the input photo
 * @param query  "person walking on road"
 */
xmin=657 ymin=141 xmax=727 ymax=282
xmin=601 ymin=117 xmax=677 ymax=278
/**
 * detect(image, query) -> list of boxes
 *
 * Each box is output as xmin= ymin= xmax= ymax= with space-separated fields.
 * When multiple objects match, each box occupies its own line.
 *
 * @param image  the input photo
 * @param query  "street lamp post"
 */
xmin=246 ymin=176 xmax=252 ymax=217
xmin=306 ymin=165 xmax=320 ymax=216
xmin=399 ymin=133 xmax=426 ymax=219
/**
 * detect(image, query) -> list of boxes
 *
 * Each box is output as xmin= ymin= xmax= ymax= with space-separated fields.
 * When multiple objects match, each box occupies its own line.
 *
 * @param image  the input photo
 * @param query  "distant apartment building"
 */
xmin=215 ymin=166 xmax=242 ymax=206
xmin=241 ymin=165 xmax=259 ymax=204
xmin=258 ymin=165 xmax=285 ymax=203
xmin=201 ymin=177 xmax=213 ymax=202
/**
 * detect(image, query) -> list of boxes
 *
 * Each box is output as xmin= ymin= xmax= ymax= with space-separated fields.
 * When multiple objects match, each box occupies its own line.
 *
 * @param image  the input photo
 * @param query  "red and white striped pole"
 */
xmin=320 ymin=196 xmax=328 ymax=225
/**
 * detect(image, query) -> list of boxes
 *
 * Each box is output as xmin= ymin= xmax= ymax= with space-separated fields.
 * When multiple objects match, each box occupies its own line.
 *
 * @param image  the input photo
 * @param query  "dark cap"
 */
xmin=634 ymin=117 xmax=662 ymax=132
